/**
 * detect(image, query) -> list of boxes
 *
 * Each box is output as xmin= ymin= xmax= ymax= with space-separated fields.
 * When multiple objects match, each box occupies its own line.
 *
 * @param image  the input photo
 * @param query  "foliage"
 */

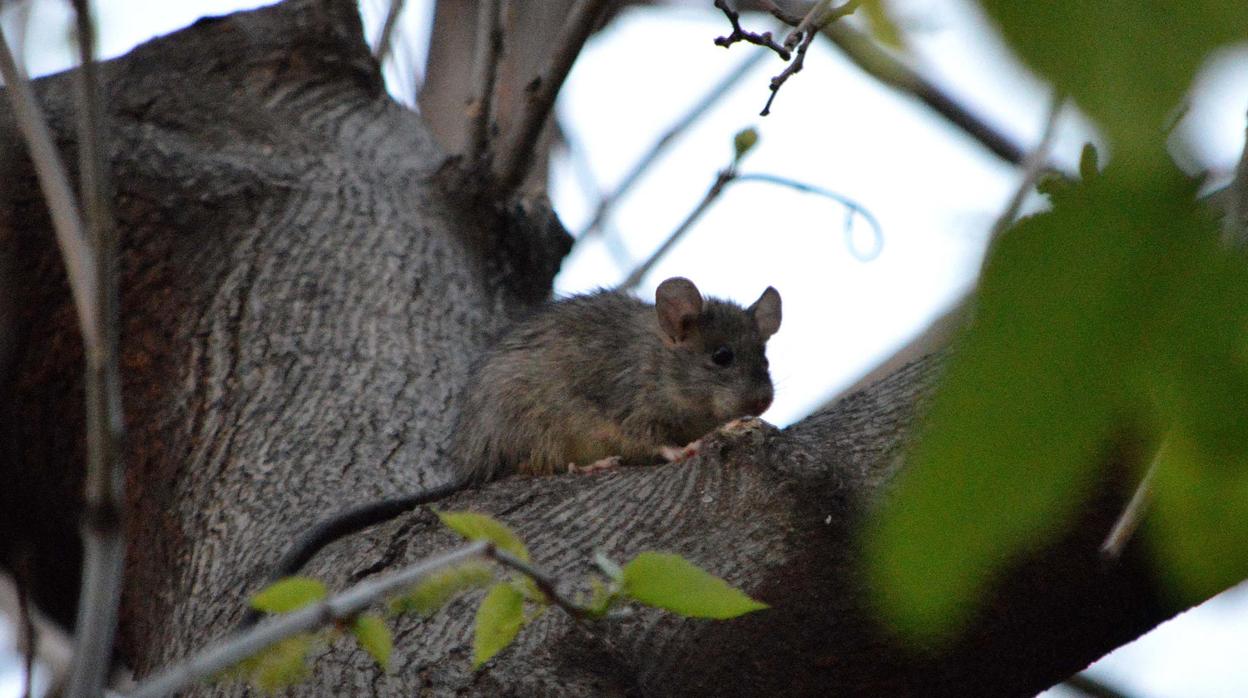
xmin=224 ymin=512 xmax=767 ymax=689
xmin=867 ymin=0 xmax=1248 ymax=640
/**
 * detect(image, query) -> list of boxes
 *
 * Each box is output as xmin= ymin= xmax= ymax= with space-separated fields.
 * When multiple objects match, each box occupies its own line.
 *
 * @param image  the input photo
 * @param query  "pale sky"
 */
xmin=1 ymin=1 xmax=1247 ymax=695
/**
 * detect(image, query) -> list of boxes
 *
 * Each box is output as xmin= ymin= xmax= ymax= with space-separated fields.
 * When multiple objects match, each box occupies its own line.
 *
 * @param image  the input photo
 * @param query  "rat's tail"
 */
xmin=236 ymin=478 xmax=470 ymax=631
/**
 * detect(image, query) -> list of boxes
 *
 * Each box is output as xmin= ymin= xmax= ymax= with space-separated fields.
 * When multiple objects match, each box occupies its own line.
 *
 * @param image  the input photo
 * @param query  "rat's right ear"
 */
xmin=749 ymin=286 xmax=781 ymax=339
xmin=655 ymin=277 xmax=703 ymax=343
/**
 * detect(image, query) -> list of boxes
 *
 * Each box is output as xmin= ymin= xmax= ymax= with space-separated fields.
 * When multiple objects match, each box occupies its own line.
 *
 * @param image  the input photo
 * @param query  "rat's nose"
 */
xmin=744 ymin=395 xmax=772 ymax=416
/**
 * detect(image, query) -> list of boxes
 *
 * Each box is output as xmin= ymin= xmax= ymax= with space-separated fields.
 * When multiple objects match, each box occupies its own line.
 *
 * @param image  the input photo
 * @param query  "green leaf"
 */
xmin=620 ymin=552 xmax=768 ymax=619
xmin=866 ymin=164 xmax=1217 ymax=639
xmin=473 ymin=582 xmax=527 ymax=668
xmin=977 ymin=2 xmax=1248 ymax=160
xmin=351 ymin=613 xmax=393 ymax=671
xmin=224 ymin=634 xmax=316 ymax=693
xmin=249 ymin=577 xmax=327 ymax=614
xmin=389 ymin=561 xmax=495 ymax=616
xmin=1150 ymin=434 xmax=1248 ymax=601
xmin=732 ymin=127 xmax=758 ymax=162
xmin=438 ymin=510 xmax=530 ymax=562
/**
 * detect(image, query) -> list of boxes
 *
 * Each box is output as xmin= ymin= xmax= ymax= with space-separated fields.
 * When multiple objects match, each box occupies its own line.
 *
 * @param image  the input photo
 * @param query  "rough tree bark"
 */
xmin=0 ymin=0 xmax=1199 ymax=696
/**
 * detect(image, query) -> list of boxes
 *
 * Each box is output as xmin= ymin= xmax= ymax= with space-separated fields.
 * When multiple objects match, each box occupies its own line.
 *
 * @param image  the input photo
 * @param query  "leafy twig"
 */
xmin=489 ymin=548 xmax=587 ymax=619
xmin=374 ymin=0 xmax=407 ymax=64
xmin=467 ymin=0 xmax=504 ymax=164
xmin=712 ymin=0 xmax=790 ymax=59
xmin=577 ymin=48 xmax=769 ymax=242
xmin=121 ymin=542 xmax=491 ymax=698
xmin=494 ymin=0 xmax=610 ymax=191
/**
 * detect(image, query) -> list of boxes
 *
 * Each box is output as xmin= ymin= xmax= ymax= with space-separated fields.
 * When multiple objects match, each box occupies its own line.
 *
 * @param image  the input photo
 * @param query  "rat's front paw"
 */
xmin=659 ymin=439 xmax=702 ymax=462
xmin=568 ymin=455 xmax=623 ymax=474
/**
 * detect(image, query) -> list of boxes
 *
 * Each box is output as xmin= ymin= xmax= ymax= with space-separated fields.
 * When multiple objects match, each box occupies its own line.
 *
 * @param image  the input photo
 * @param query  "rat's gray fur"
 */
xmin=450 ymin=277 xmax=781 ymax=481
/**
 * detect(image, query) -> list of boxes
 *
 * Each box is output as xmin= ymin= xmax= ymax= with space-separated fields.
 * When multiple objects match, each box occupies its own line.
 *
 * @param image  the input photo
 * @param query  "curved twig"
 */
xmin=734 ymin=172 xmax=883 ymax=260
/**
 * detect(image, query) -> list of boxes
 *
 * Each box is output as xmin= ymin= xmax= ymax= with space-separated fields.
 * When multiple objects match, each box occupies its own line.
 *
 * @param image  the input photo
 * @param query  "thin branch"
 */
xmin=122 ymin=542 xmax=491 ymax=698
xmin=494 ymin=0 xmax=610 ymax=192
xmin=762 ymin=0 xmax=861 ymax=116
xmin=733 ymin=172 xmax=883 ymax=260
xmin=373 ymin=0 xmax=407 ymax=64
xmin=489 ymin=548 xmax=587 ymax=619
xmin=1063 ymin=672 xmax=1135 ymax=698
xmin=619 ymin=167 xmax=736 ymax=292
xmin=65 ymin=2 xmax=128 ymax=695
xmin=577 ymin=48 xmax=769 ymax=242
xmin=1100 ymin=451 xmax=1159 ymax=560
xmin=821 ymin=95 xmax=1063 ymax=410
xmin=820 ymin=21 xmax=1028 ymax=166
xmin=986 ymin=93 xmax=1062 ymax=242
xmin=466 ymin=0 xmax=504 ymax=164
xmin=711 ymin=0 xmax=790 ymax=59
xmin=0 ymin=11 xmax=100 ymax=351
xmin=16 ymin=556 xmax=34 ymax=698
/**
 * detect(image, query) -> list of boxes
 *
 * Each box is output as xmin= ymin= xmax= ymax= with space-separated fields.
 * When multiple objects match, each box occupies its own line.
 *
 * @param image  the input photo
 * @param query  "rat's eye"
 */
xmin=711 ymin=346 xmax=734 ymax=367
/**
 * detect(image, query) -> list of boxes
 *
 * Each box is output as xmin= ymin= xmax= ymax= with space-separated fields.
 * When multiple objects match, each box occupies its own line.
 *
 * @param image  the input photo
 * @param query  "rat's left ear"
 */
xmin=749 ymin=286 xmax=781 ymax=339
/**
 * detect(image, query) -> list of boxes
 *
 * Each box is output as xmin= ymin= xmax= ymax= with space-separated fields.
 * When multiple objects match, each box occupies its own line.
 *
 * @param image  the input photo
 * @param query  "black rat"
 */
xmin=249 ymin=277 xmax=780 ymax=615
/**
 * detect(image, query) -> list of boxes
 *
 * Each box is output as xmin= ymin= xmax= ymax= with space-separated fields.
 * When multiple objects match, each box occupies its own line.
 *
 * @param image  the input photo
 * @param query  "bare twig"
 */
xmin=494 ymin=0 xmax=610 ymax=191
xmin=822 ymin=95 xmax=1062 ymax=409
xmin=0 ymin=11 xmax=100 ymax=348
xmin=373 ymin=0 xmax=407 ymax=64
xmin=123 ymin=542 xmax=491 ymax=698
xmin=712 ymin=0 xmax=790 ymax=59
xmin=821 ymin=21 xmax=1028 ymax=166
xmin=986 ymin=94 xmax=1062 ymax=243
xmin=1100 ymin=451 xmax=1159 ymax=560
xmin=65 ymin=2 xmax=128 ymax=695
xmin=489 ymin=548 xmax=587 ymax=619
xmin=733 ymin=172 xmax=882 ymax=260
xmin=467 ymin=0 xmax=504 ymax=164
xmin=577 ymin=48 xmax=769 ymax=242
xmin=762 ymin=0 xmax=861 ymax=116
xmin=619 ymin=167 xmax=737 ymax=292
xmin=16 ymin=555 xmax=35 ymax=698
xmin=1064 ymin=672 xmax=1135 ymax=698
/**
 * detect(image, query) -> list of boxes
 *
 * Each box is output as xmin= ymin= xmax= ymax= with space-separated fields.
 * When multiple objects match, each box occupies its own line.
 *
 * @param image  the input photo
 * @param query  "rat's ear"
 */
xmin=655 ymin=277 xmax=703 ymax=343
xmin=749 ymin=286 xmax=782 ymax=339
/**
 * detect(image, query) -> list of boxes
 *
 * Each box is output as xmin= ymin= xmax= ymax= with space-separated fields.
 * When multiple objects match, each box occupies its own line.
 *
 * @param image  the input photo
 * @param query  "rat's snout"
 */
xmin=742 ymin=386 xmax=773 ymax=417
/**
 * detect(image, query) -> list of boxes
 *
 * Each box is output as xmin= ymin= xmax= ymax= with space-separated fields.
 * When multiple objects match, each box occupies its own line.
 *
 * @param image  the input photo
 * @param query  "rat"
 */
xmin=246 ymin=277 xmax=780 ymax=621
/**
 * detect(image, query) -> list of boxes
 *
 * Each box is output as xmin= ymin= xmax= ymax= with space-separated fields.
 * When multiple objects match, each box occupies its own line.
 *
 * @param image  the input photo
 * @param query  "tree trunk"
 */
xmin=0 ymin=1 xmax=1194 ymax=695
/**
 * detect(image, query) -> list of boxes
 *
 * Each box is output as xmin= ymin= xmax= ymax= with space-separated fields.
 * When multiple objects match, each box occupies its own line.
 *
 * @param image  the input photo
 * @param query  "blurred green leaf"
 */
xmin=866 ymin=164 xmax=1226 ymax=638
xmin=225 ymin=634 xmax=316 ymax=694
xmin=860 ymin=0 xmax=905 ymax=50
xmin=473 ymin=582 xmax=527 ymax=668
xmin=438 ymin=510 xmax=530 ymax=562
xmin=249 ymin=577 xmax=327 ymax=614
xmin=621 ymin=552 xmax=767 ymax=619
xmin=389 ymin=561 xmax=495 ymax=616
xmin=977 ymin=2 xmax=1248 ymax=160
xmin=1150 ymin=434 xmax=1248 ymax=600
xmin=351 ymin=613 xmax=393 ymax=672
